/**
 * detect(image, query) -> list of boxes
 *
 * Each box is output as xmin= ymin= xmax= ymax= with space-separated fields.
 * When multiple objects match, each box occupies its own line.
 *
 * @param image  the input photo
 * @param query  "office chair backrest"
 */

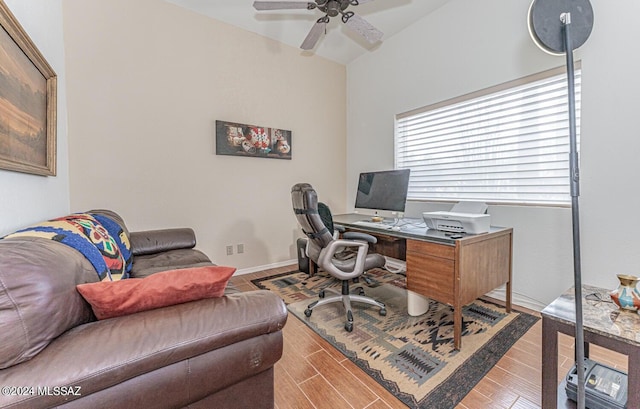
xmin=317 ymin=202 xmax=334 ymax=235
xmin=291 ymin=184 xmax=334 ymax=258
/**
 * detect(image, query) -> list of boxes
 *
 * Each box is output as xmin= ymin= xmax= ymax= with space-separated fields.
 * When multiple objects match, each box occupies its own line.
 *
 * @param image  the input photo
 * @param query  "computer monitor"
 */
xmin=355 ymin=169 xmax=410 ymax=214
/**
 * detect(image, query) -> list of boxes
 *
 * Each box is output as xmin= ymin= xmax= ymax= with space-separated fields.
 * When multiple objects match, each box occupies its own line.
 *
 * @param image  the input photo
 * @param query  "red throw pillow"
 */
xmin=76 ymin=266 xmax=236 ymax=320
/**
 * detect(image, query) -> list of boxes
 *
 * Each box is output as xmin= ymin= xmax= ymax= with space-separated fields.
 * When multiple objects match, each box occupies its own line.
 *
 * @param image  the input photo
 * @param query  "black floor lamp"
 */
xmin=527 ymin=0 xmax=594 ymax=408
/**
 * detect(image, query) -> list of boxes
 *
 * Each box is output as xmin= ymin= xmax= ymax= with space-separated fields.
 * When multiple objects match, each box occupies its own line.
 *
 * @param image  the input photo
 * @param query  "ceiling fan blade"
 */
xmin=301 ymin=20 xmax=327 ymax=50
xmin=253 ymin=1 xmax=314 ymax=11
xmin=344 ymin=13 xmax=383 ymax=44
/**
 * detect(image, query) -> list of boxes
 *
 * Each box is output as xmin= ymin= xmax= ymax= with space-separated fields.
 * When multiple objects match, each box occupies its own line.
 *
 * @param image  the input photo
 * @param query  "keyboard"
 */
xmin=352 ymin=221 xmax=394 ymax=230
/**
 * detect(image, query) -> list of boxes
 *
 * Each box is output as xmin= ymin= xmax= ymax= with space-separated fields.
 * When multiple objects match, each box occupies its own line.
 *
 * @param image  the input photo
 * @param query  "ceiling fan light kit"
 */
xmin=253 ymin=0 xmax=383 ymax=50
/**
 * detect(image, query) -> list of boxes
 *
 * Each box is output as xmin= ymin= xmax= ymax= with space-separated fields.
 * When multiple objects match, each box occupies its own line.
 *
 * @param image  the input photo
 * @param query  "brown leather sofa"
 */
xmin=0 ymin=210 xmax=287 ymax=409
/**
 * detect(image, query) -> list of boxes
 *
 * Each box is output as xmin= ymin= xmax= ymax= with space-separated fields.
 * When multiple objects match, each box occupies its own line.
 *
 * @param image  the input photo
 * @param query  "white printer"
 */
xmin=422 ymin=202 xmax=491 ymax=234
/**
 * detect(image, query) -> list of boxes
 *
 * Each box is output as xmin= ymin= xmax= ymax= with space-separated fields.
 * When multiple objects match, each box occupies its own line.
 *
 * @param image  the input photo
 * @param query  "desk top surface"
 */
xmin=333 ymin=213 xmax=510 ymax=245
xmin=542 ymin=284 xmax=640 ymax=346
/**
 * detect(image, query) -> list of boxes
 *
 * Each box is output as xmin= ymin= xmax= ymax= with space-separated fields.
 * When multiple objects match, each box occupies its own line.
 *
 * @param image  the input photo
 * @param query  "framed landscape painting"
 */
xmin=216 ymin=120 xmax=292 ymax=160
xmin=0 ymin=1 xmax=57 ymax=176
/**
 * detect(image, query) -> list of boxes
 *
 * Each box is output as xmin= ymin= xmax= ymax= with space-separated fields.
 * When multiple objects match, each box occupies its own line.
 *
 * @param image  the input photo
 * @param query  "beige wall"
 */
xmin=63 ymin=0 xmax=346 ymax=270
xmin=347 ymin=0 xmax=640 ymax=308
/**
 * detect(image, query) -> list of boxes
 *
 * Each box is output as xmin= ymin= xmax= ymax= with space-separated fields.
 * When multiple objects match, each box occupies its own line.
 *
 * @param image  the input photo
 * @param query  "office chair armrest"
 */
xmin=342 ymin=231 xmax=377 ymax=244
xmin=323 ymin=239 xmax=368 ymax=258
xmin=334 ymin=224 xmax=346 ymax=234
xmin=318 ymin=239 xmax=369 ymax=279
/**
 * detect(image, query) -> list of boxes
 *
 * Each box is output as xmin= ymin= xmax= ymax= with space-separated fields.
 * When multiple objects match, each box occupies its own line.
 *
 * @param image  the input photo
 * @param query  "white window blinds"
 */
xmin=395 ymin=66 xmax=581 ymax=206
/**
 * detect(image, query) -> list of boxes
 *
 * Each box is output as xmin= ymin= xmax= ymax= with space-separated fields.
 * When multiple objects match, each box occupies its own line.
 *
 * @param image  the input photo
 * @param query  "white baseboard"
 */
xmin=236 ymin=257 xmax=407 ymax=276
xmin=485 ymin=286 xmax=546 ymax=312
xmin=234 ymin=258 xmax=547 ymax=312
xmin=234 ymin=259 xmax=297 ymax=276
xmin=384 ymin=257 xmax=406 ymax=274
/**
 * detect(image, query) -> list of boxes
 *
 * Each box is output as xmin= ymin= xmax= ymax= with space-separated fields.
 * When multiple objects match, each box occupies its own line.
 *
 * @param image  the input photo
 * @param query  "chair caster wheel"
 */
xmin=345 ymin=322 xmax=353 ymax=332
xmin=379 ymin=308 xmax=387 ymax=316
xmin=304 ymin=309 xmax=312 ymax=317
xmin=319 ymin=290 xmax=325 ymax=298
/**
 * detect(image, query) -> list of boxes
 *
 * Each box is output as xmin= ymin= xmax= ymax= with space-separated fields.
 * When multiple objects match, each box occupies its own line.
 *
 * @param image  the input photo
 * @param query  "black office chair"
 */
xmin=318 ymin=202 xmax=341 ymax=238
xmin=301 ymin=202 xmax=345 ymax=276
xmin=291 ymin=183 xmax=387 ymax=332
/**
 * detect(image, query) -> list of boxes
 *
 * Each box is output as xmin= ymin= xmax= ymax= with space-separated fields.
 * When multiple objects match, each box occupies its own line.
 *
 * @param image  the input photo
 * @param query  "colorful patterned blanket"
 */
xmin=3 ymin=213 xmax=132 ymax=281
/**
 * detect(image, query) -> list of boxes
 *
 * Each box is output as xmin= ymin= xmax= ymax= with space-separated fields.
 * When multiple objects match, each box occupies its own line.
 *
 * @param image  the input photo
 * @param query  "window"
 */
xmin=395 ymin=65 xmax=581 ymax=206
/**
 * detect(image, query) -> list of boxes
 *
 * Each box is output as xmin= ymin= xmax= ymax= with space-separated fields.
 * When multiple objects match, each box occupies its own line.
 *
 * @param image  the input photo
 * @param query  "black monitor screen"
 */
xmin=355 ymin=169 xmax=410 ymax=213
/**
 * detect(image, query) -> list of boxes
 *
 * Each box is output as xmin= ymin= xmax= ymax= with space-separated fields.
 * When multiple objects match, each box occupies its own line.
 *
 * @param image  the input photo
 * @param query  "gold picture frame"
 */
xmin=0 ymin=0 xmax=56 ymax=176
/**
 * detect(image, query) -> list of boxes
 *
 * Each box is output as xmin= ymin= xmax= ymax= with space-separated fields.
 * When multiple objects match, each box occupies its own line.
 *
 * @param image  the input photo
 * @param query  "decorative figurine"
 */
xmin=610 ymin=274 xmax=640 ymax=312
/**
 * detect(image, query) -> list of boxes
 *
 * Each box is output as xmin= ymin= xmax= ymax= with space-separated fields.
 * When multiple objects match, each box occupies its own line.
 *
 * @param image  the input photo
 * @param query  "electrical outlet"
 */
xmin=226 ymin=245 xmax=233 ymax=256
xmin=237 ymin=244 xmax=244 ymax=254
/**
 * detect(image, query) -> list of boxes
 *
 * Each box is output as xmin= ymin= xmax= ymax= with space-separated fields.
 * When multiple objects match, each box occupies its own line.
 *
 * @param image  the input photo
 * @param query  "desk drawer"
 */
xmin=344 ymin=229 xmax=406 ymax=260
xmin=406 ymin=249 xmax=455 ymax=304
xmin=407 ymin=240 xmax=455 ymax=260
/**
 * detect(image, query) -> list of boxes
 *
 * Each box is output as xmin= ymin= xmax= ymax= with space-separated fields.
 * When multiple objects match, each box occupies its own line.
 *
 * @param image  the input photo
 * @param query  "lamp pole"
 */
xmin=528 ymin=1 xmax=593 ymax=408
xmin=562 ymin=12 xmax=586 ymax=409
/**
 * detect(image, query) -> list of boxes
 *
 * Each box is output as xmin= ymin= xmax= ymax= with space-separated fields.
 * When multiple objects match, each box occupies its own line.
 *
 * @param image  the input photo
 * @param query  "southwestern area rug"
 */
xmin=252 ymin=269 xmax=539 ymax=409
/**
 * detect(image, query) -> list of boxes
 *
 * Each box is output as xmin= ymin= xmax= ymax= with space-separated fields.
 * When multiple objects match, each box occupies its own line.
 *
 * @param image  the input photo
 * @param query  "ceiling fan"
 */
xmin=253 ymin=0 xmax=383 ymax=50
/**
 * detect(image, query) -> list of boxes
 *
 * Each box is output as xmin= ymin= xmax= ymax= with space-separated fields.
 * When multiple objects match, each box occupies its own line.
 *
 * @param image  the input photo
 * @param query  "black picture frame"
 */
xmin=215 ymin=120 xmax=291 ymax=160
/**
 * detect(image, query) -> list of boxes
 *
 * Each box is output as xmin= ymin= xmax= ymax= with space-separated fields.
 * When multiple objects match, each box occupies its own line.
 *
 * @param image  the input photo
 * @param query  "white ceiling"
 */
xmin=164 ymin=0 xmax=450 ymax=65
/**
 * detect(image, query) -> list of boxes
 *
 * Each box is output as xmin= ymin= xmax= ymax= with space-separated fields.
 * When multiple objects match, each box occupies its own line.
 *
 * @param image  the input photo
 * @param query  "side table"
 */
xmin=541 ymin=284 xmax=640 ymax=408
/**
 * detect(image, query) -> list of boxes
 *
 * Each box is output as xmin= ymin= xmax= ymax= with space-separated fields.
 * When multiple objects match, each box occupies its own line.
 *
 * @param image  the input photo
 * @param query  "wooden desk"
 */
xmin=541 ymin=285 xmax=640 ymax=408
xmin=333 ymin=214 xmax=513 ymax=350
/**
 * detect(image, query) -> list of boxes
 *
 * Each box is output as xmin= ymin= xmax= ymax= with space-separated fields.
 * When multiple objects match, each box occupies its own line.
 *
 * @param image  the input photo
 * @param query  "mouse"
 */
xmin=391 ymin=226 xmax=401 ymax=231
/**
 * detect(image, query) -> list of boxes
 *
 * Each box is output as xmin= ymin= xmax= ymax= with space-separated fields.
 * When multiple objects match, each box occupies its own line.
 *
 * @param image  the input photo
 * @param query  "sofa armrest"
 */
xmin=0 ymin=290 xmax=287 ymax=409
xmin=130 ymin=228 xmax=197 ymax=256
